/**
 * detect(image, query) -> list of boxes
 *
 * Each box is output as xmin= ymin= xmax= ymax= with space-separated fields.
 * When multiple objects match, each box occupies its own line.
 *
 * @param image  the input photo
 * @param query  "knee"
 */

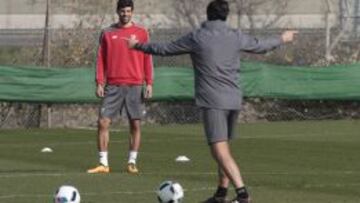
xmin=98 ymin=118 xmax=111 ymax=129
xmin=210 ymin=142 xmax=230 ymax=158
xmin=130 ymin=120 xmax=141 ymax=132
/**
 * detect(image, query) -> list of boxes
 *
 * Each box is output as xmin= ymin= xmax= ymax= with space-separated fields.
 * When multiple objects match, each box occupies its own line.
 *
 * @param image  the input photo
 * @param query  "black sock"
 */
xmin=235 ymin=187 xmax=249 ymax=199
xmin=214 ymin=186 xmax=228 ymax=198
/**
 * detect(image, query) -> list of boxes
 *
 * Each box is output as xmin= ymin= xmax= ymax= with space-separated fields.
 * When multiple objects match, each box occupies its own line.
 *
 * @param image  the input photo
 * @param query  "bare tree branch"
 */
xmin=231 ymin=0 xmax=288 ymax=31
xmin=171 ymin=0 xmax=288 ymax=31
xmin=171 ymin=0 xmax=209 ymax=28
xmin=324 ymin=0 xmax=353 ymax=61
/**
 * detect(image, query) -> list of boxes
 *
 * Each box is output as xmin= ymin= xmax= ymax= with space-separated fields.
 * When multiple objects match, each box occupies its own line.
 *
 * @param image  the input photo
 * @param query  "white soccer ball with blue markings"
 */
xmin=54 ymin=185 xmax=81 ymax=203
xmin=157 ymin=181 xmax=184 ymax=203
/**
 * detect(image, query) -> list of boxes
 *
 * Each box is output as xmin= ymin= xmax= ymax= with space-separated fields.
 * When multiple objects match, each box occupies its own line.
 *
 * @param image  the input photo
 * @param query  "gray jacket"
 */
xmin=135 ymin=20 xmax=282 ymax=110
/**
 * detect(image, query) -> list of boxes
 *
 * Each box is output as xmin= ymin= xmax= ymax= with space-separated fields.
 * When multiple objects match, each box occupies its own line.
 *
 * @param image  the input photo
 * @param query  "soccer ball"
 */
xmin=157 ymin=181 xmax=184 ymax=203
xmin=54 ymin=185 xmax=81 ymax=203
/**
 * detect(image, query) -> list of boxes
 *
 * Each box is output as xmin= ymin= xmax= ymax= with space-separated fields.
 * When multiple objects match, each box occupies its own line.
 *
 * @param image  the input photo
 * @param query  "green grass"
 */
xmin=0 ymin=120 xmax=360 ymax=203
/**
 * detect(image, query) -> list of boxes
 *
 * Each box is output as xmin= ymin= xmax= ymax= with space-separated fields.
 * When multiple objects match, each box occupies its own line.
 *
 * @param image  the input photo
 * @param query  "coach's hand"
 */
xmin=96 ymin=84 xmax=105 ymax=98
xmin=128 ymin=34 xmax=139 ymax=48
xmin=144 ymin=85 xmax=153 ymax=99
xmin=281 ymin=30 xmax=298 ymax=43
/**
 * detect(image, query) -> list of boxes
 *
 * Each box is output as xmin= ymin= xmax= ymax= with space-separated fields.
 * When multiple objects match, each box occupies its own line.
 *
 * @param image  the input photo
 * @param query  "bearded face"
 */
xmin=117 ymin=6 xmax=133 ymax=26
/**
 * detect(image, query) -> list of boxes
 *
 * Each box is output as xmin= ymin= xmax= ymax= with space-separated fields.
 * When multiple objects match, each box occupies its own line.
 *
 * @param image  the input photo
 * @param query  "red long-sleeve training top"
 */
xmin=96 ymin=23 xmax=153 ymax=86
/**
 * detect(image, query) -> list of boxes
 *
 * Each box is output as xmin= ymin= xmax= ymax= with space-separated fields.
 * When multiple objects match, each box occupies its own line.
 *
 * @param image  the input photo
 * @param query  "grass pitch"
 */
xmin=0 ymin=120 xmax=360 ymax=203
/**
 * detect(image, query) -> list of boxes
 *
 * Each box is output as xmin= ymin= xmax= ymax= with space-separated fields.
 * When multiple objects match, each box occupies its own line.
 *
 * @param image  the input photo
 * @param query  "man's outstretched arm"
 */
xmin=128 ymin=33 xmax=193 ymax=56
xmin=239 ymin=30 xmax=298 ymax=53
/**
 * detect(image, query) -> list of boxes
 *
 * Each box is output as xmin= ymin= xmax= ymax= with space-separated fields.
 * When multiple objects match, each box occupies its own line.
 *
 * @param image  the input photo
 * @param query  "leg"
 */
xmin=87 ymin=117 xmax=111 ymax=173
xmin=126 ymin=86 xmax=143 ymax=154
xmin=217 ymin=167 xmax=230 ymax=188
xmin=203 ymin=143 xmax=244 ymax=203
xmin=210 ymin=141 xmax=244 ymax=189
xmin=202 ymin=108 xmax=244 ymax=187
xmin=202 ymin=108 xmax=249 ymax=202
xmin=203 ymin=168 xmax=230 ymax=203
xmin=128 ymin=119 xmax=141 ymax=158
xmin=98 ymin=117 xmax=111 ymax=152
xmin=88 ymin=85 xmax=123 ymax=174
xmin=211 ymin=142 xmax=251 ymax=203
xmin=202 ymin=108 xmax=233 ymax=202
xmin=126 ymin=119 xmax=141 ymax=174
xmin=125 ymin=86 xmax=143 ymax=174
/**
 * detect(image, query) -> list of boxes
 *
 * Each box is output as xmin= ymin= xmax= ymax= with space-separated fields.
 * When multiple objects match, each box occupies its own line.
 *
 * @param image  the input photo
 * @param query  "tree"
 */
xmin=54 ymin=0 xmax=116 ymax=29
xmin=42 ymin=0 xmax=51 ymax=67
xmin=324 ymin=0 xmax=354 ymax=62
xmin=231 ymin=0 xmax=288 ymax=31
xmin=27 ymin=0 xmax=117 ymax=66
xmin=171 ymin=0 xmax=288 ymax=31
xmin=172 ymin=0 xmax=209 ymax=28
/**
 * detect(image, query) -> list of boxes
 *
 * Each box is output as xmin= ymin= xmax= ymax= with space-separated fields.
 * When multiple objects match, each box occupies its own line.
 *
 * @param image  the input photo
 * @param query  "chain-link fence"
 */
xmin=3 ymin=99 xmax=360 ymax=129
xmin=1 ymin=1 xmax=360 ymax=128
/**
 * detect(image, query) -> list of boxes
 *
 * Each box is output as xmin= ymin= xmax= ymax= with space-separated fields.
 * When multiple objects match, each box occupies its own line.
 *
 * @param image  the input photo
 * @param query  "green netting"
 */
xmin=0 ymin=65 xmax=96 ymax=103
xmin=0 ymin=62 xmax=360 ymax=103
xmin=242 ymin=62 xmax=360 ymax=100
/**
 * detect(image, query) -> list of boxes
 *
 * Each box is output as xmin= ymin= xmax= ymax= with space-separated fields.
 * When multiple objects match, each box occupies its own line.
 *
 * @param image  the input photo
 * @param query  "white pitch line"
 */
xmin=0 ymin=170 xmax=359 ymax=178
xmin=142 ymin=171 xmax=360 ymax=176
xmin=0 ymin=173 xmax=65 ymax=178
xmin=304 ymin=183 xmax=360 ymax=188
xmin=0 ymin=194 xmax=50 ymax=199
xmin=0 ymin=187 xmax=217 ymax=200
xmin=2 ymin=182 xmax=360 ymax=200
xmin=0 ymin=172 xmax=217 ymax=178
xmin=0 ymin=137 xmax=206 ymax=147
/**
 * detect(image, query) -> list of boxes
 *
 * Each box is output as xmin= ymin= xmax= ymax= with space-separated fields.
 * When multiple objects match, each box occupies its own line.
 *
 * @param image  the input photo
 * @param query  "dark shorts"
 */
xmin=100 ymin=85 xmax=143 ymax=120
xmin=201 ymin=108 xmax=240 ymax=144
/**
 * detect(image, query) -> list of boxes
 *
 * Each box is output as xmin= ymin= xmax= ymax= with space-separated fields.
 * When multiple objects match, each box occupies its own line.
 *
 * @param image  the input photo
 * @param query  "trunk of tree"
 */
xmin=324 ymin=0 xmax=352 ymax=62
xmin=42 ymin=0 xmax=51 ymax=68
xmin=325 ymin=0 xmax=334 ymax=61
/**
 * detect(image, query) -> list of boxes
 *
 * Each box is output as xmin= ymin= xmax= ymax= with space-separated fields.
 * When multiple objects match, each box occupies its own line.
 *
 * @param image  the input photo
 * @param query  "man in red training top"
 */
xmin=87 ymin=0 xmax=153 ymax=175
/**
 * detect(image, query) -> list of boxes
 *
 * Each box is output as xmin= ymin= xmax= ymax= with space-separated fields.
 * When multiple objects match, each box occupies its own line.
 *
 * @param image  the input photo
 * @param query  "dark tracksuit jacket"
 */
xmin=135 ymin=20 xmax=283 ymax=110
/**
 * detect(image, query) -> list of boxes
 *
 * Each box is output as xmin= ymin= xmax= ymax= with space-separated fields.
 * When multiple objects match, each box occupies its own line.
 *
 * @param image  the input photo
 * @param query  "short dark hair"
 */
xmin=117 ymin=0 xmax=134 ymax=11
xmin=207 ymin=0 xmax=230 ymax=21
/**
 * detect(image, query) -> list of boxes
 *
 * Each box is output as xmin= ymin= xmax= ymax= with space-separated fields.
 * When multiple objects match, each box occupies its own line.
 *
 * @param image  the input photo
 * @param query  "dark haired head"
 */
xmin=117 ymin=0 xmax=134 ymax=11
xmin=206 ymin=0 xmax=229 ymax=21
